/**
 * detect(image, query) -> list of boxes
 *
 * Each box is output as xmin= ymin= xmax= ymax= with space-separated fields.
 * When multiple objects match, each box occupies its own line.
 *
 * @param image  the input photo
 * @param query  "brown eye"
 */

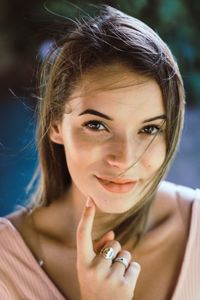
xmin=83 ymin=120 xmax=107 ymax=131
xmin=140 ymin=125 xmax=160 ymax=135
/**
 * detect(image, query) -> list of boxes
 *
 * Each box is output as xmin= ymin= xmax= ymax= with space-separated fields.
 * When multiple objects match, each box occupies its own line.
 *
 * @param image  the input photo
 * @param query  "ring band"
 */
xmin=114 ymin=257 xmax=129 ymax=268
xmin=100 ymin=247 xmax=114 ymax=260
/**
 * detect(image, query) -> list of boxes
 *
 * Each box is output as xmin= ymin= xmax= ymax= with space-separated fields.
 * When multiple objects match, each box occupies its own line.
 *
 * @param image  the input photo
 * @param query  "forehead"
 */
xmin=68 ymin=63 xmax=164 ymax=116
xmin=75 ymin=63 xmax=151 ymax=92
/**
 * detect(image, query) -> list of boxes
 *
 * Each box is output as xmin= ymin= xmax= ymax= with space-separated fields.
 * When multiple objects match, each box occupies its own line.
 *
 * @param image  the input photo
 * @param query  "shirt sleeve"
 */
xmin=0 ymin=282 xmax=13 ymax=299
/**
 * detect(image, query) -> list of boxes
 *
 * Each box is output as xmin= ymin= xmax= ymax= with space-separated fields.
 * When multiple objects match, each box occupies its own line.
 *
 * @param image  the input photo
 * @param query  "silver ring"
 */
xmin=100 ymin=247 xmax=114 ymax=260
xmin=114 ymin=257 xmax=129 ymax=268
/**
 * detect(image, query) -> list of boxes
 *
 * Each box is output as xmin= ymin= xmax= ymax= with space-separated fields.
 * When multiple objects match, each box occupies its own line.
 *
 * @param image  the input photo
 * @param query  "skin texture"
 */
xmin=50 ymin=64 xmax=166 ymax=219
xmin=5 ymin=65 xmax=192 ymax=300
xmin=46 ymin=64 xmax=167 ymax=298
xmin=76 ymin=197 xmax=141 ymax=300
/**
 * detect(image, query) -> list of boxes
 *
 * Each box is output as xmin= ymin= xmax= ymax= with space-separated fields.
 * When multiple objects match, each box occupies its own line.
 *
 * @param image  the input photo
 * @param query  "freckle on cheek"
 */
xmin=147 ymin=164 xmax=152 ymax=169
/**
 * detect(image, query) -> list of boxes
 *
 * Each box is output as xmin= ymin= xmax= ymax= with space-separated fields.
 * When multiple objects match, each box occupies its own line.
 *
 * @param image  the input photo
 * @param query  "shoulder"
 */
xmin=152 ymin=181 xmax=198 ymax=231
xmin=0 ymin=209 xmax=32 ymax=250
xmin=157 ymin=180 xmax=197 ymax=202
xmin=157 ymin=181 xmax=197 ymax=215
xmin=0 ymin=217 xmax=20 ymax=250
xmin=156 ymin=181 xmax=200 ymax=236
xmin=0 ymin=217 xmax=14 ymax=235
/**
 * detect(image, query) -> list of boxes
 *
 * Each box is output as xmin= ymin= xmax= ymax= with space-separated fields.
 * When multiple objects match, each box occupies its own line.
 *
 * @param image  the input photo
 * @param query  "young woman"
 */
xmin=0 ymin=5 xmax=199 ymax=300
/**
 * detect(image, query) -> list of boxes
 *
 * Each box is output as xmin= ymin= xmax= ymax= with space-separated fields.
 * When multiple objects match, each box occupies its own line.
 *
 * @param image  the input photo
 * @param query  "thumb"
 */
xmin=93 ymin=230 xmax=115 ymax=253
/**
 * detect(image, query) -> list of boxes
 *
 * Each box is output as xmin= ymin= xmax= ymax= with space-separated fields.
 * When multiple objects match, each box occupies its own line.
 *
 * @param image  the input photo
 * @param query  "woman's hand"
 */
xmin=76 ymin=197 xmax=141 ymax=300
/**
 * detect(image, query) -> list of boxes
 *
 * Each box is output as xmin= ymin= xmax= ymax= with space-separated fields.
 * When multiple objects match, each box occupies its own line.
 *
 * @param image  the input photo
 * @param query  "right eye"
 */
xmin=82 ymin=120 xmax=108 ymax=132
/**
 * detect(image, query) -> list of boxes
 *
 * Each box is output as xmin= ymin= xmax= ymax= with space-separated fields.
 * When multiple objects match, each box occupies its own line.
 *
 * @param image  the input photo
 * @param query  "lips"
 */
xmin=95 ymin=175 xmax=138 ymax=194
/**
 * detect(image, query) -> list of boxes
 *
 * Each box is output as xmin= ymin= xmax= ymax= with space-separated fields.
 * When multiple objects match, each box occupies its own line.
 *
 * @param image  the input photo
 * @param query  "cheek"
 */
xmin=62 ymin=128 xmax=102 ymax=166
xmin=141 ymin=139 xmax=166 ymax=172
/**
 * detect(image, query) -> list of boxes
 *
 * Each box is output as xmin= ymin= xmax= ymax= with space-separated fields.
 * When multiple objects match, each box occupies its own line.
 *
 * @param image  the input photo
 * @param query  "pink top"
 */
xmin=0 ymin=186 xmax=200 ymax=300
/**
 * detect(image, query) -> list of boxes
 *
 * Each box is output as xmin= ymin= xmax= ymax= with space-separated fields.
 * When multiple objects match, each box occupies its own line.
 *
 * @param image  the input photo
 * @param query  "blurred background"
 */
xmin=0 ymin=0 xmax=200 ymax=216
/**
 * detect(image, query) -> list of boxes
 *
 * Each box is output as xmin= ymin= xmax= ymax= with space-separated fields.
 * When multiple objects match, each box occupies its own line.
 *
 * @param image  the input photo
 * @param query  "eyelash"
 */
xmin=82 ymin=120 xmax=108 ymax=132
xmin=139 ymin=125 xmax=162 ymax=135
xmin=82 ymin=120 xmax=164 ymax=135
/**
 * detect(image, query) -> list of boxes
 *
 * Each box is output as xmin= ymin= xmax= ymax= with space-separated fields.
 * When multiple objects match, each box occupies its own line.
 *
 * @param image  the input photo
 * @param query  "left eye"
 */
xmin=140 ymin=125 xmax=160 ymax=135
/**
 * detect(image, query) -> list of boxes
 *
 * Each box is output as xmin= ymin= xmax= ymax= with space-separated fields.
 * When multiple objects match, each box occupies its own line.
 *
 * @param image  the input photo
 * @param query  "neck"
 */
xmin=31 ymin=187 xmax=123 ymax=249
xmin=63 ymin=184 xmax=129 ymax=243
xmin=30 ymin=183 xmax=157 ymax=251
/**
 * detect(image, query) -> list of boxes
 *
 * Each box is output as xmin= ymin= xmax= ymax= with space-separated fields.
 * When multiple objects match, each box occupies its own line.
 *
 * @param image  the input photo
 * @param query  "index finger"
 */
xmin=76 ymin=197 xmax=96 ymax=265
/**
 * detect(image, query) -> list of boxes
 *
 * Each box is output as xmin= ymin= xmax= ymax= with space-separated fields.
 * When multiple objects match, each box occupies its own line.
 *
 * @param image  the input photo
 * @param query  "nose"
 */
xmin=105 ymin=135 xmax=139 ymax=170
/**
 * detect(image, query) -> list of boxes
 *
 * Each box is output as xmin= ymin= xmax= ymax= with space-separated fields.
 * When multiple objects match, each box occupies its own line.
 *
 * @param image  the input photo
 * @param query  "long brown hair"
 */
xmin=25 ymin=5 xmax=185 ymax=248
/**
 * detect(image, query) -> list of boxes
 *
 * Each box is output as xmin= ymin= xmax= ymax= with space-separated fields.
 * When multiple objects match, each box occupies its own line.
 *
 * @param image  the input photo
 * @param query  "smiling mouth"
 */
xmin=95 ymin=176 xmax=138 ymax=194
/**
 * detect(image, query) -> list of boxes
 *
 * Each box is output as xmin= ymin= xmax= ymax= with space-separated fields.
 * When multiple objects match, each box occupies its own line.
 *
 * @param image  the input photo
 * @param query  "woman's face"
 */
xmin=50 ymin=64 xmax=166 ymax=213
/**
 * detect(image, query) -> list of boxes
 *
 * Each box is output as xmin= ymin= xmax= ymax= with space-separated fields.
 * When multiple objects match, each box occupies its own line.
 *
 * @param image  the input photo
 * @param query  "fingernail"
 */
xmin=108 ymin=230 xmax=115 ymax=238
xmin=86 ymin=196 xmax=93 ymax=208
xmin=131 ymin=262 xmax=141 ymax=272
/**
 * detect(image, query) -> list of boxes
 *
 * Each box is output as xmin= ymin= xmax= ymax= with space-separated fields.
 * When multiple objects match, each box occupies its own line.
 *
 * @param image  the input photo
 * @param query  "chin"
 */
xmin=91 ymin=196 xmax=134 ymax=214
xmin=89 ymin=184 xmax=145 ymax=215
xmin=99 ymin=206 xmax=127 ymax=214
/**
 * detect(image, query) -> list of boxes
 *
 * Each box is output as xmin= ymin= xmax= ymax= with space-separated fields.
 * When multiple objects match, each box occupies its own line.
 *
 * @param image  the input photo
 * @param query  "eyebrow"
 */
xmin=142 ymin=115 xmax=166 ymax=123
xmin=78 ymin=109 xmax=113 ymax=121
xmin=78 ymin=109 xmax=166 ymax=123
